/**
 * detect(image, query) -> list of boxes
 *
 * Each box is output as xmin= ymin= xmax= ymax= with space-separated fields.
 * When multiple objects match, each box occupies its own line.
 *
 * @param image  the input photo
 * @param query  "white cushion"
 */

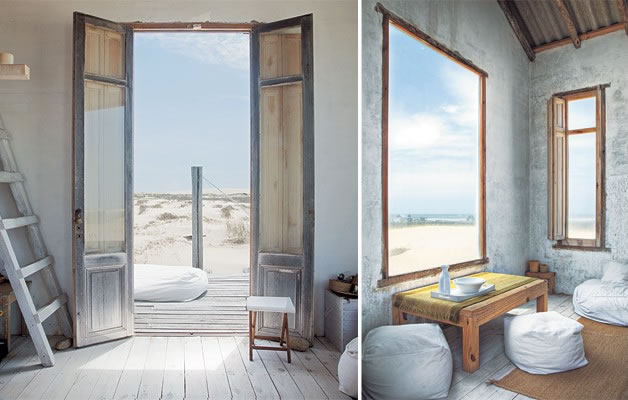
xmin=573 ymin=279 xmax=628 ymax=326
xmin=134 ymin=264 xmax=208 ymax=302
xmin=362 ymin=324 xmax=452 ymax=400
xmin=338 ymin=337 xmax=358 ymax=398
xmin=601 ymin=260 xmax=628 ymax=283
xmin=504 ymin=311 xmax=587 ymax=375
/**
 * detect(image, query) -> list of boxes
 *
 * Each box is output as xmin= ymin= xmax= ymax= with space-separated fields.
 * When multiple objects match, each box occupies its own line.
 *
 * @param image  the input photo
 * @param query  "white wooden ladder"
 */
xmin=0 ymin=117 xmax=73 ymax=367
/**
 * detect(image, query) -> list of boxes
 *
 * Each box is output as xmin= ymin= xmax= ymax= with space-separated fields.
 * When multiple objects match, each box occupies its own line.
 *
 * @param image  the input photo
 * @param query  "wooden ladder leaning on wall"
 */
xmin=0 ymin=116 xmax=73 ymax=367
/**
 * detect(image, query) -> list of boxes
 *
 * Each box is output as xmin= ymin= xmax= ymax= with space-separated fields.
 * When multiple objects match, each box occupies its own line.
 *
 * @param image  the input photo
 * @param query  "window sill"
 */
xmin=552 ymin=244 xmax=610 ymax=252
xmin=377 ymin=257 xmax=489 ymax=288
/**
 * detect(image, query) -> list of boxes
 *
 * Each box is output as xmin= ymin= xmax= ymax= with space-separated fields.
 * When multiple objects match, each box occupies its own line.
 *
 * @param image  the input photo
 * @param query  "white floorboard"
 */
xmin=0 ymin=332 xmax=346 ymax=400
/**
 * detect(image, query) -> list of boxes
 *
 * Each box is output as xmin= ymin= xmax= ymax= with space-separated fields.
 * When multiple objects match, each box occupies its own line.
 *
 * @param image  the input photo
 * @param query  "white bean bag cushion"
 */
xmin=573 ymin=279 xmax=628 ymax=326
xmin=504 ymin=311 xmax=587 ymax=374
xmin=601 ymin=260 xmax=628 ymax=283
xmin=134 ymin=264 xmax=208 ymax=302
xmin=338 ymin=337 xmax=358 ymax=398
xmin=362 ymin=324 xmax=452 ymax=400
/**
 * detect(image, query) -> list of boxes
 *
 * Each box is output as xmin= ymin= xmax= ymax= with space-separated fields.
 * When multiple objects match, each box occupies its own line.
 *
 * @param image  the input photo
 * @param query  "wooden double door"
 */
xmin=72 ymin=13 xmax=314 ymax=346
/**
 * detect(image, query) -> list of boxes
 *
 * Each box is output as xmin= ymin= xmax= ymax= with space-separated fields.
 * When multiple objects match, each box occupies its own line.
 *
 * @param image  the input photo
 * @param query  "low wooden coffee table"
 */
xmin=393 ymin=279 xmax=548 ymax=373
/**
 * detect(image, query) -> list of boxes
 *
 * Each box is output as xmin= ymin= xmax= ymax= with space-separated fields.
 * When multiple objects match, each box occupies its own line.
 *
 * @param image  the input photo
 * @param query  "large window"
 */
xmin=548 ymin=86 xmax=606 ymax=249
xmin=380 ymin=11 xmax=487 ymax=285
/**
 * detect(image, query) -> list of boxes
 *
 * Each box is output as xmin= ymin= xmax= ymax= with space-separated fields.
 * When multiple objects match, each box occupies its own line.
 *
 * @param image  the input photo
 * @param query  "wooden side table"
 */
xmin=526 ymin=271 xmax=556 ymax=294
xmin=0 ymin=282 xmax=28 ymax=351
xmin=246 ymin=296 xmax=295 ymax=363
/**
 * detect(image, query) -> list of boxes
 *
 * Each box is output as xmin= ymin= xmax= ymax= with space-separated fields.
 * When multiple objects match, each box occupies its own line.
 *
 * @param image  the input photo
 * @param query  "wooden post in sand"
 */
xmin=192 ymin=166 xmax=203 ymax=269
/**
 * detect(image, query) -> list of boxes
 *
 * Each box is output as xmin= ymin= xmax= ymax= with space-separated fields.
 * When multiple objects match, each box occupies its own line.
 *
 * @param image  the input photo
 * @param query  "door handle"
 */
xmin=74 ymin=209 xmax=83 ymax=225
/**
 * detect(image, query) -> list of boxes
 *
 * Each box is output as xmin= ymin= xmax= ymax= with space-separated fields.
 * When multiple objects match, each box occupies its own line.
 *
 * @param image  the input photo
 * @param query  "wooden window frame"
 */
xmin=549 ymin=85 xmax=608 ymax=251
xmin=376 ymin=4 xmax=488 ymax=287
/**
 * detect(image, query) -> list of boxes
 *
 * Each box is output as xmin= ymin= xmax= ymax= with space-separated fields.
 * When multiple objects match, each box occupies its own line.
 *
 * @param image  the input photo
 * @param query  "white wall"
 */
xmin=361 ymin=0 xmax=531 ymax=335
xmin=0 ymin=0 xmax=358 ymax=336
xmin=529 ymin=31 xmax=628 ymax=294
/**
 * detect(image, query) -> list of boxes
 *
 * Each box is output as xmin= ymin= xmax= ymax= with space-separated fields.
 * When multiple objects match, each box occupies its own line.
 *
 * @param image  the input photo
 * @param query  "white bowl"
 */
xmin=453 ymin=277 xmax=486 ymax=294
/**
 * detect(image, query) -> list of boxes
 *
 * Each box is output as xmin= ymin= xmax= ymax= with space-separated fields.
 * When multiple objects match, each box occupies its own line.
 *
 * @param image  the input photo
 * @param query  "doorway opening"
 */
xmin=132 ymin=29 xmax=251 ymax=335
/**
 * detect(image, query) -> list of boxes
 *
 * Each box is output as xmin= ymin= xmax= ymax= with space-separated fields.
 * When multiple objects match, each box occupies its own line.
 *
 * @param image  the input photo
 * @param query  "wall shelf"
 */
xmin=0 ymin=64 xmax=30 ymax=80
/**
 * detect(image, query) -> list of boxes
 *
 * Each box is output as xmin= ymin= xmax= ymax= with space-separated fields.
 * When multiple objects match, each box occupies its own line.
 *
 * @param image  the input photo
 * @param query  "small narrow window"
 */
xmin=548 ymin=87 xmax=606 ymax=249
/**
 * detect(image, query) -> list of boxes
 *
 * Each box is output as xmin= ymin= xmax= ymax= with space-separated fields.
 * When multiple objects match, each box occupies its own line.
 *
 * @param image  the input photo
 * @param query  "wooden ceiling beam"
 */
xmin=554 ymin=0 xmax=581 ymax=48
xmin=497 ymin=0 xmax=536 ymax=61
xmin=534 ymin=23 xmax=624 ymax=53
xmin=617 ymin=0 xmax=628 ymax=35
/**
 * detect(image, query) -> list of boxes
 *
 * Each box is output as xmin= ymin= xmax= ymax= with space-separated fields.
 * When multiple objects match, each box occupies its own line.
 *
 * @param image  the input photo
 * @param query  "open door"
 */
xmin=72 ymin=12 xmax=133 ymax=347
xmin=251 ymin=15 xmax=314 ymax=341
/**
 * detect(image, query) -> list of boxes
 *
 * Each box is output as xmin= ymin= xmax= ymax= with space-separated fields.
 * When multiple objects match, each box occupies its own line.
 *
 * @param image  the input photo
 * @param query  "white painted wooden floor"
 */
xmin=134 ymin=274 xmax=249 ymax=336
xmin=0 ymin=335 xmax=350 ymax=400
xmin=443 ymin=293 xmax=576 ymax=400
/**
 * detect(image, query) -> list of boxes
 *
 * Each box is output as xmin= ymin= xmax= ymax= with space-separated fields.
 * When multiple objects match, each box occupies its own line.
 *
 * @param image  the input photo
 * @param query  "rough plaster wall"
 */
xmin=529 ymin=31 xmax=628 ymax=294
xmin=0 ymin=0 xmax=357 ymax=336
xmin=362 ymin=0 xmax=531 ymax=336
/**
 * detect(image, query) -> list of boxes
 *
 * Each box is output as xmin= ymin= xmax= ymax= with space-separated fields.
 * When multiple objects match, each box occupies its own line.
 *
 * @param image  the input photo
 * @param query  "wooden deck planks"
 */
xmin=134 ymin=273 xmax=249 ymax=335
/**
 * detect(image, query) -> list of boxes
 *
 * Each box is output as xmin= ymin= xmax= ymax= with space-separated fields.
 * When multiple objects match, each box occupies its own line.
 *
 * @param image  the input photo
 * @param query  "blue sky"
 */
xmin=387 ymin=24 xmax=479 ymax=215
xmin=134 ymin=32 xmax=250 ymax=193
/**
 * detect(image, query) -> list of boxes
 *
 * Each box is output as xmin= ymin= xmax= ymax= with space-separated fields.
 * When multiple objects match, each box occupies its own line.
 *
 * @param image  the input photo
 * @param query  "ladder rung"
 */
xmin=18 ymin=256 xmax=53 ymax=279
xmin=1 ymin=215 xmax=38 ymax=230
xmin=35 ymin=294 xmax=67 ymax=324
xmin=0 ymin=171 xmax=23 ymax=183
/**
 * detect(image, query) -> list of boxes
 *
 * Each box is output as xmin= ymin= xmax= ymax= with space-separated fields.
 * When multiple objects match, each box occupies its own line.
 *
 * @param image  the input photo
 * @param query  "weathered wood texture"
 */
xmin=0 ymin=121 xmax=73 ymax=367
xmin=0 ymin=334 xmax=349 ymax=400
xmin=134 ymin=274 xmax=249 ymax=335
xmin=73 ymin=12 xmax=134 ymax=347
xmin=251 ymin=14 xmax=315 ymax=342
xmin=191 ymin=166 xmax=203 ymax=269
xmin=554 ymin=0 xmax=582 ymax=48
xmin=497 ymin=0 xmax=536 ymax=61
xmin=549 ymin=87 xmax=607 ymax=249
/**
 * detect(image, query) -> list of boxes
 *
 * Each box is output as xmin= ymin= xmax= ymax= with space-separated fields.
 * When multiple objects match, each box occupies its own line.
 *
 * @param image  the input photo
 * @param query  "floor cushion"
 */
xmin=134 ymin=264 xmax=208 ymax=302
xmin=504 ymin=311 xmax=587 ymax=374
xmin=601 ymin=260 xmax=628 ymax=283
xmin=362 ymin=323 xmax=452 ymax=400
xmin=573 ymin=279 xmax=628 ymax=326
xmin=338 ymin=337 xmax=358 ymax=398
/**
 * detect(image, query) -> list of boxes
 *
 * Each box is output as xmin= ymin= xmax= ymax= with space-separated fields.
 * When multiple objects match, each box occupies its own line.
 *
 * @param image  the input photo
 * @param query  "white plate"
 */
xmin=430 ymin=283 xmax=496 ymax=302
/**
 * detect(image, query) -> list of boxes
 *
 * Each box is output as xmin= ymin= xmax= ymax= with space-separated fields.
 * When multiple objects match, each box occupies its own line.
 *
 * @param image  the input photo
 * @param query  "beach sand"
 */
xmin=133 ymin=191 xmax=250 ymax=275
xmin=388 ymin=224 xmax=480 ymax=276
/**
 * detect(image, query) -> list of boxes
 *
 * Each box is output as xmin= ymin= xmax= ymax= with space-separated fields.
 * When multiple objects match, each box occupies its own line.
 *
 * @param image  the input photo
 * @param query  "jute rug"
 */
xmin=494 ymin=317 xmax=628 ymax=400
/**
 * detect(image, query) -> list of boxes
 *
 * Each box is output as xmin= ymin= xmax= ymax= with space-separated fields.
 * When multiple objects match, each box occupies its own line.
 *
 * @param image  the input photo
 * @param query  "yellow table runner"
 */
xmin=394 ymin=272 xmax=539 ymax=324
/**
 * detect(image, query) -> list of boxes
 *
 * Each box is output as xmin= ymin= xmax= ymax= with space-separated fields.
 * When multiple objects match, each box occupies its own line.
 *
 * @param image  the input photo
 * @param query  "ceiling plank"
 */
xmin=497 ymin=0 xmax=536 ymax=61
xmin=617 ymin=0 xmax=628 ymax=35
xmin=554 ymin=0 xmax=582 ymax=48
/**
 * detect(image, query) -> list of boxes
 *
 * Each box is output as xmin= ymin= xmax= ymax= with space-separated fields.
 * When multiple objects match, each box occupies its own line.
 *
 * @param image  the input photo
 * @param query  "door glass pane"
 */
xmin=568 ymin=133 xmax=596 ymax=239
xmin=259 ymin=82 xmax=303 ymax=255
xmin=84 ymin=80 xmax=126 ymax=253
xmin=567 ymin=97 xmax=595 ymax=130
xmin=387 ymin=23 xmax=481 ymax=276
xmin=259 ymin=26 xmax=301 ymax=79
xmin=85 ymin=24 xmax=125 ymax=79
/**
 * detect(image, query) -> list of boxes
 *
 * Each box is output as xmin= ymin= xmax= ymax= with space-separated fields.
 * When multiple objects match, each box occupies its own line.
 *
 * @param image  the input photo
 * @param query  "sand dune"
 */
xmin=134 ymin=191 xmax=250 ymax=275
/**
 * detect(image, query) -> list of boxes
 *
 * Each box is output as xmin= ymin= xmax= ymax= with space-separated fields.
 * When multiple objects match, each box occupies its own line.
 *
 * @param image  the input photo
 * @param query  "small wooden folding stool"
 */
xmin=246 ymin=296 xmax=295 ymax=362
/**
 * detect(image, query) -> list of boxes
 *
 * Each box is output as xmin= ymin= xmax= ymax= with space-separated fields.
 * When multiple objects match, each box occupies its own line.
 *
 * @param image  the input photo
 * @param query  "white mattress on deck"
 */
xmin=134 ymin=264 xmax=208 ymax=302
